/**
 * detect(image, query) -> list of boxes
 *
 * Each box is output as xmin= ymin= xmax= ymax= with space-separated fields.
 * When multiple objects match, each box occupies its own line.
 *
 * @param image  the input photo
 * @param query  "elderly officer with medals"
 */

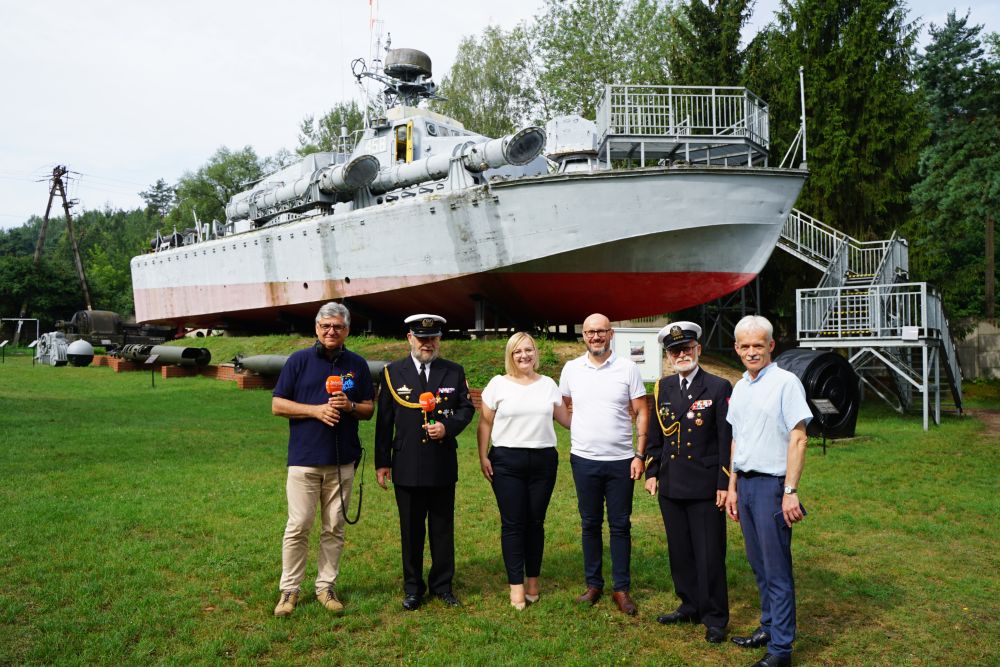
xmin=375 ymin=314 xmax=475 ymax=611
xmin=644 ymin=321 xmax=732 ymax=644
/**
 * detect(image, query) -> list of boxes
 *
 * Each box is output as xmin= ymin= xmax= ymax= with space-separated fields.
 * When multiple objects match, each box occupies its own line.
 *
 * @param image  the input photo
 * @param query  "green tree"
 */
xmin=671 ymin=0 xmax=754 ymax=86
xmin=139 ymin=178 xmax=176 ymax=219
xmin=746 ymin=0 xmax=927 ymax=239
xmin=534 ymin=0 xmax=681 ymax=118
xmin=297 ymin=101 xmax=365 ymax=155
xmin=76 ymin=208 xmax=161 ymax=314
xmin=432 ymin=24 xmax=537 ymax=137
xmin=169 ymin=146 xmax=265 ymax=228
xmin=906 ymin=12 xmax=1000 ymax=321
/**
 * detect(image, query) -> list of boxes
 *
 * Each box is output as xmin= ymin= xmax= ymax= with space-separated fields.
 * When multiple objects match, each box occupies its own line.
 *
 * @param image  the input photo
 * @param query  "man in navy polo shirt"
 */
xmin=271 ymin=302 xmax=375 ymax=617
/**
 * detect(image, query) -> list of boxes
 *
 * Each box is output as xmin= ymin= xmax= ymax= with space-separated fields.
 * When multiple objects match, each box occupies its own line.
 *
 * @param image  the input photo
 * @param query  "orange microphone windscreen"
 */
xmin=326 ymin=375 xmax=343 ymax=394
xmin=419 ymin=392 xmax=436 ymax=412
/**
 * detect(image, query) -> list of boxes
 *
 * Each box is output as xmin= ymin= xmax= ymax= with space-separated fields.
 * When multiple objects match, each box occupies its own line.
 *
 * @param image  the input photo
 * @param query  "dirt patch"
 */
xmin=967 ymin=408 xmax=1000 ymax=438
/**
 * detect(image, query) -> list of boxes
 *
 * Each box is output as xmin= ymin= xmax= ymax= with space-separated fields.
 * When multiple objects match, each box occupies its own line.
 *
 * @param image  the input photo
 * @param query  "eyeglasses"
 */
xmin=668 ymin=344 xmax=698 ymax=357
xmin=317 ymin=323 xmax=346 ymax=332
xmin=582 ymin=329 xmax=611 ymax=339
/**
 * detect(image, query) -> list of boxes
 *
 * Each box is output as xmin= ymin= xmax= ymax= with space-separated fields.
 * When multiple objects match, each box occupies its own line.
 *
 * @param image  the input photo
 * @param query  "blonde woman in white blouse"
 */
xmin=477 ymin=332 xmax=571 ymax=610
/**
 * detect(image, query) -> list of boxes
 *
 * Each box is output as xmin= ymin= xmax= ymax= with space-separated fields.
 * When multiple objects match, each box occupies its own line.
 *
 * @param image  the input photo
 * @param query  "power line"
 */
xmin=74 ymin=171 xmax=150 ymax=187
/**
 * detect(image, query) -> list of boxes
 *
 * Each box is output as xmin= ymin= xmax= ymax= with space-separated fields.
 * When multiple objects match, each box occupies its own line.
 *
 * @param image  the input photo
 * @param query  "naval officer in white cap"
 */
xmin=375 ymin=314 xmax=474 ymax=611
xmin=644 ymin=321 xmax=732 ymax=643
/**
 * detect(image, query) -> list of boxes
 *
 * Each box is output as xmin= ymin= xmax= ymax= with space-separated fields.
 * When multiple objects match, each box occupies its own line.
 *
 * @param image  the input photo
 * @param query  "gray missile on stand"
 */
xmin=117 ymin=344 xmax=212 ymax=366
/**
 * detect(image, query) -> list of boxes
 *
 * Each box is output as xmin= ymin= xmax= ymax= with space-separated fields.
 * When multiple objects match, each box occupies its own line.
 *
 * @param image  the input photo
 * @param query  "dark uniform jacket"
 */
xmin=374 ymin=356 xmax=475 ymax=487
xmin=645 ymin=368 xmax=732 ymax=499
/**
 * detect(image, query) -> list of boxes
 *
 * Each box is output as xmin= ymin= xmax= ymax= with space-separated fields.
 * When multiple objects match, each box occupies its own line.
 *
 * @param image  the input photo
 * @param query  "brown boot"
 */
xmin=576 ymin=587 xmax=603 ymax=605
xmin=273 ymin=590 xmax=299 ymax=617
xmin=611 ymin=591 xmax=637 ymax=616
xmin=316 ymin=587 xmax=345 ymax=613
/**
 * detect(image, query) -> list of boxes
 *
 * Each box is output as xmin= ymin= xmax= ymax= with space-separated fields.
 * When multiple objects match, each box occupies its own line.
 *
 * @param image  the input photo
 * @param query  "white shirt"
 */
xmin=410 ymin=355 xmax=431 ymax=382
xmin=678 ymin=365 xmax=700 ymax=391
xmin=559 ymin=352 xmax=646 ymax=461
xmin=480 ymin=375 xmax=563 ymax=449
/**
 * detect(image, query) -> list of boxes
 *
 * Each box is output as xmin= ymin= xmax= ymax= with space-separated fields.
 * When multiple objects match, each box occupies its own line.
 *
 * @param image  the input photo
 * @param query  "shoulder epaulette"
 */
xmin=383 ymin=365 xmax=422 ymax=409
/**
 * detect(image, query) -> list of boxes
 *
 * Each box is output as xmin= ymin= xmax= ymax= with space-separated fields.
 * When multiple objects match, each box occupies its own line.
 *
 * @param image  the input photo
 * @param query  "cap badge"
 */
xmin=670 ymin=325 xmax=684 ymax=341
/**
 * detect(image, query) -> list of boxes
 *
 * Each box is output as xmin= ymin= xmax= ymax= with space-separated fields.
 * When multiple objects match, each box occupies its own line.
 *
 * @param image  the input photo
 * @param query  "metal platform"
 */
xmin=777 ymin=209 xmax=963 ymax=430
xmin=595 ymin=85 xmax=770 ymax=166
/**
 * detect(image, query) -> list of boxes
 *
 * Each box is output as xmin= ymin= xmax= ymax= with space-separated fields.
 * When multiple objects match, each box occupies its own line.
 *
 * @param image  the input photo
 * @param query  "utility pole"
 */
xmin=987 ymin=212 xmax=995 ymax=320
xmin=12 ymin=165 xmax=92 ymax=346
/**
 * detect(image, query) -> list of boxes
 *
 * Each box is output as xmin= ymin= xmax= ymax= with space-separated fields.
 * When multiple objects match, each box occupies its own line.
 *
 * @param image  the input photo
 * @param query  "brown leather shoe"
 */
xmin=611 ymin=591 xmax=637 ymax=616
xmin=575 ymin=586 xmax=603 ymax=605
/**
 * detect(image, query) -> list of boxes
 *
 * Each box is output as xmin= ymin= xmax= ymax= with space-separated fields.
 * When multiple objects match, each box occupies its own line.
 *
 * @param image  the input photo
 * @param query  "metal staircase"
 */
xmin=777 ymin=208 xmax=963 ymax=429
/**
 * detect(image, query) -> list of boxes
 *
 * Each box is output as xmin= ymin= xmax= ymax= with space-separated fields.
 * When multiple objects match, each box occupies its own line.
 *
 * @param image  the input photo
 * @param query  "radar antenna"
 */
xmin=353 ymin=41 xmax=440 ymax=111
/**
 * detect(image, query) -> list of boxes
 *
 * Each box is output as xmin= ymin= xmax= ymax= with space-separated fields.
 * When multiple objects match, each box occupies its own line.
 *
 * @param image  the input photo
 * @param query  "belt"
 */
xmin=736 ymin=470 xmax=779 ymax=479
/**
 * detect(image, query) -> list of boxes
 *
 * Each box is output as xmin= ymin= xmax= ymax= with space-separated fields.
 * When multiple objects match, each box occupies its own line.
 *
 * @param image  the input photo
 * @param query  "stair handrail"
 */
xmin=817 ymin=239 xmax=849 ymax=289
xmin=780 ymin=209 xmax=850 ymax=269
xmin=926 ymin=287 xmax=963 ymax=408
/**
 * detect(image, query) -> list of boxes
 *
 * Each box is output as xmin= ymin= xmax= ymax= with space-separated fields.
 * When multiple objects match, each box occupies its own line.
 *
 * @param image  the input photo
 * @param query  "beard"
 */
xmin=413 ymin=348 xmax=439 ymax=363
xmin=671 ymin=354 xmax=698 ymax=373
xmin=587 ymin=343 xmax=608 ymax=357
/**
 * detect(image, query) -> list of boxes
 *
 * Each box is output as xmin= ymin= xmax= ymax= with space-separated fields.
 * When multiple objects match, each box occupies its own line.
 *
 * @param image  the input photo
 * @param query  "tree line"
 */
xmin=1 ymin=0 xmax=996 ymax=333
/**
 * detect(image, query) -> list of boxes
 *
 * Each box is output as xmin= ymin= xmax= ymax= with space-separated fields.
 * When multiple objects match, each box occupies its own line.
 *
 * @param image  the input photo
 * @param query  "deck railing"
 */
xmin=595 ymin=85 xmax=770 ymax=148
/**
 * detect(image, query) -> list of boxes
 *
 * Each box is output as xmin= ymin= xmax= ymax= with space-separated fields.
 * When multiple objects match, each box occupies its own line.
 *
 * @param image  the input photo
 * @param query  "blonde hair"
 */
xmin=504 ymin=332 xmax=539 ymax=376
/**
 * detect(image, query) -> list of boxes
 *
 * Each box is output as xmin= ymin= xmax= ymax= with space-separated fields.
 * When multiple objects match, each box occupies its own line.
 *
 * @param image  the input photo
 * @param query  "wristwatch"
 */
xmin=784 ymin=486 xmax=797 ymax=494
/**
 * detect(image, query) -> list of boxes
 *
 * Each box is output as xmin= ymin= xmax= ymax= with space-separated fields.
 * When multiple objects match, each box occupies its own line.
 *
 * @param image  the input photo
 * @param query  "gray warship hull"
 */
xmin=131 ymin=165 xmax=806 ymax=328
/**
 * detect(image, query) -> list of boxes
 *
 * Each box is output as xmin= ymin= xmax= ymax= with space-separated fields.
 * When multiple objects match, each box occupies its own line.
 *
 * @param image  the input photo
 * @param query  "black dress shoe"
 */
xmin=434 ymin=591 xmax=462 ymax=607
xmin=750 ymin=653 xmax=791 ymax=667
xmin=732 ymin=627 xmax=771 ymax=649
xmin=656 ymin=609 xmax=699 ymax=624
xmin=402 ymin=594 xmax=421 ymax=611
xmin=705 ymin=626 xmax=726 ymax=643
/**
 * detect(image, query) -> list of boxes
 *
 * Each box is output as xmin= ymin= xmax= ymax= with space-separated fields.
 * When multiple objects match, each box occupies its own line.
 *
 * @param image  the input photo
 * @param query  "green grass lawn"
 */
xmin=1 ymin=354 xmax=997 ymax=666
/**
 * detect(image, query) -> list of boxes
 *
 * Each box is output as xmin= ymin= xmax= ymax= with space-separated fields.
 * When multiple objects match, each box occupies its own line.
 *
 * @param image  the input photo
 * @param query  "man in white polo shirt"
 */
xmin=559 ymin=313 xmax=648 ymax=616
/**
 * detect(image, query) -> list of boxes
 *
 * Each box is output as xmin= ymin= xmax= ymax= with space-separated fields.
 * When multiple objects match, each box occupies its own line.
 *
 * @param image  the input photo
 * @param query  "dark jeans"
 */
xmin=570 ymin=454 xmax=634 ymax=592
xmin=489 ymin=446 xmax=558 ymax=584
xmin=737 ymin=474 xmax=796 ymax=658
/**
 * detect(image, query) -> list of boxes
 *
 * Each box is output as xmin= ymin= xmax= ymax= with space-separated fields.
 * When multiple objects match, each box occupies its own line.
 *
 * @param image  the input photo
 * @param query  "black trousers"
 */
xmin=488 ymin=446 xmax=558 ymax=584
xmin=658 ymin=495 xmax=729 ymax=628
xmin=393 ymin=483 xmax=456 ymax=596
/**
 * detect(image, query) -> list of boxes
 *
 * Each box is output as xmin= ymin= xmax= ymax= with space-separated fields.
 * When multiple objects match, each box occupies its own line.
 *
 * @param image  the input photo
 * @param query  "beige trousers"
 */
xmin=279 ymin=464 xmax=355 ymax=592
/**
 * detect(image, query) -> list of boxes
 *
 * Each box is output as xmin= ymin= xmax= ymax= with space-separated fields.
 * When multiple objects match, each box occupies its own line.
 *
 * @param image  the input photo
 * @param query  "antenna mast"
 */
xmin=12 ymin=165 xmax=92 ymax=346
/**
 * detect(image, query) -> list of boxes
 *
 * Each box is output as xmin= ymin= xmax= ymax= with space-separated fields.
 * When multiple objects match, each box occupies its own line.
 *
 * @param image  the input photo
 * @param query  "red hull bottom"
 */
xmin=140 ymin=270 xmax=756 ymax=330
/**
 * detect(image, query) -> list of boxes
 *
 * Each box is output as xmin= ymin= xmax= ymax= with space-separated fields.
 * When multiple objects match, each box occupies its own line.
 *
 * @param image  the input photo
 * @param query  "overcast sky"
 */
xmin=1 ymin=0 xmax=996 ymax=230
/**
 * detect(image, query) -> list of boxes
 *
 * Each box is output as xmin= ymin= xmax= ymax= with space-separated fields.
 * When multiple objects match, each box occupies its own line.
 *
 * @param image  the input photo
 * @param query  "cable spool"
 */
xmin=775 ymin=348 xmax=860 ymax=438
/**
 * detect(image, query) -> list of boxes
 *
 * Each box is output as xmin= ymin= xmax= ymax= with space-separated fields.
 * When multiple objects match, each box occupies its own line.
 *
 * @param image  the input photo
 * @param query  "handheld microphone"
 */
xmin=326 ymin=375 xmax=343 ymax=395
xmin=419 ymin=391 xmax=437 ymax=437
xmin=419 ymin=391 xmax=436 ymax=414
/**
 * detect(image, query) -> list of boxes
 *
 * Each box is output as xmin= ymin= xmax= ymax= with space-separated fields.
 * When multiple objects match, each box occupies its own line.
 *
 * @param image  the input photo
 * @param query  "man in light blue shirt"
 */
xmin=725 ymin=315 xmax=812 ymax=667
